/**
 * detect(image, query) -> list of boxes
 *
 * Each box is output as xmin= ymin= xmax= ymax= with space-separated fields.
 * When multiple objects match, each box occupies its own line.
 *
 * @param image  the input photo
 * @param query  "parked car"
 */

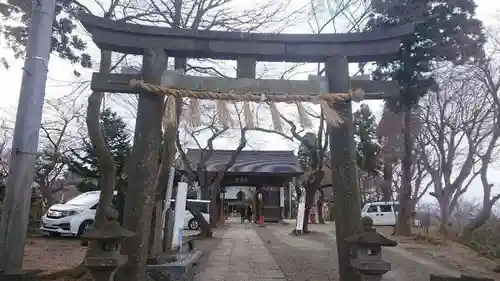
xmin=361 ymin=201 xmax=399 ymax=226
xmin=39 ymin=191 xmax=117 ymax=237
xmin=170 ymin=199 xmax=210 ymax=230
xmin=40 ymin=191 xmax=211 ymax=237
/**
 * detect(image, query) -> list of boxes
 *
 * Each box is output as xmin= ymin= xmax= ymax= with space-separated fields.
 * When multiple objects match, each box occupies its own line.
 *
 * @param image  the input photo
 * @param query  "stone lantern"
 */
xmin=83 ymin=207 xmax=136 ymax=281
xmin=345 ymin=217 xmax=397 ymax=281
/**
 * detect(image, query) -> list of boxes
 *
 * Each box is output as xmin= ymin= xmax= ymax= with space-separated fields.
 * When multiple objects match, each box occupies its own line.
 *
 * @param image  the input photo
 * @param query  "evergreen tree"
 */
xmin=298 ymin=132 xmax=319 ymax=171
xmin=353 ymin=104 xmax=380 ymax=177
xmin=366 ymin=0 xmax=486 ymax=235
xmin=69 ymin=108 xmax=131 ymax=189
xmin=368 ymin=0 xmax=485 ymax=106
xmin=0 ymin=0 xmax=92 ymax=69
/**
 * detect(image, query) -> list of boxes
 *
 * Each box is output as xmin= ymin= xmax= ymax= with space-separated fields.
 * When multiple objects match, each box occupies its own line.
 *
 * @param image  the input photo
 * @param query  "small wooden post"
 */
xmin=325 ymin=56 xmax=363 ymax=281
xmin=117 ymin=48 xmax=167 ymax=281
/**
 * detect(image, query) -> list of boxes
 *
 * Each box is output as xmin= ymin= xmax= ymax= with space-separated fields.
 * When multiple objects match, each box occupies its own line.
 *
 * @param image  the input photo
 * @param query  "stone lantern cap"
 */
xmin=345 ymin=217 xmax=397 ymax=247
xmin=83 ymin=207 xmax=135 ymax=242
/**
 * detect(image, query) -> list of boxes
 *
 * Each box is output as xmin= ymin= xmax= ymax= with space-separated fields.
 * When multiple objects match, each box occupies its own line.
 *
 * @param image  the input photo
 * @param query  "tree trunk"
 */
xmin=151 ymin=105 xmax=179 ymax=254
xmin=302 ymin=186 xmax=316 ymax=233
xmin=381 ymin=160 xmax=393 ymax=201
xmin=462 ymin=200 xmax=494 ymax=239
xmin=437 ymin=195 xmax=451 ymax=234
xmin=209 ymin=185 xmax=219 ymax=228
xmin=116 ymin=180 xmax=126 ymax=225
xmin=85 ymin=50 xmax=117 ymax=257
xmin=195 ymin=170 xmax=213 ymax=236
xmin=395 ymin=104 xmax=413 ymax=237
xmin=39 ymin=183 xmax=60 ymax=207
xmin=115 ymin=48 xmax=166 ymax=281
xmin=149 ymin=200 xmax=163 ymax=255
xmin=317 ymin=189 xmax=325 ymax=224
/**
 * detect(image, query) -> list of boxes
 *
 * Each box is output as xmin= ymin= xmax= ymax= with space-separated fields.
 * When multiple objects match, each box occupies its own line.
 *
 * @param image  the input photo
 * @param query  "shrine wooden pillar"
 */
xmin=236 ymin=57 xmax=257 ymax=222
xmin=118 ymin=48 xmax=167 ymax=280
xmin=326 ymin=56 xmax=362 ymax=281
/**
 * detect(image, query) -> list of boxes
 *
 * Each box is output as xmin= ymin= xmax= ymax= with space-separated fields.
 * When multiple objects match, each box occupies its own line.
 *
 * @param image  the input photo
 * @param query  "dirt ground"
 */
xmin=23 ymin=236 xmax=85 ymax=272
xmin=22 ymin=229 xmax=221 ymax=278
xmin=376 ymin=226 xmax=500 ymax=279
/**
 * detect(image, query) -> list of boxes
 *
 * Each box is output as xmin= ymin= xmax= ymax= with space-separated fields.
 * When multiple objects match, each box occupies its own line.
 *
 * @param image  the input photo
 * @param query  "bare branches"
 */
xmin=211 ymin=126 xmax=248 ymax=190
xmin=35 ymin=98 xmax=86 ymax=205
xmin=142 ymin=0 xmax=303 ymax=32
xmin=415 ymin=54 xmax=500 ymax=232
xmin=421 ymin=65 xmax=494 ymax=194
xmin=308 ymin=0 xmax=371 ymax=37
xmin=420 ymin=69 xmax=489 ymax=199
xmin=0 ymin=119 xmax=12 ymax=183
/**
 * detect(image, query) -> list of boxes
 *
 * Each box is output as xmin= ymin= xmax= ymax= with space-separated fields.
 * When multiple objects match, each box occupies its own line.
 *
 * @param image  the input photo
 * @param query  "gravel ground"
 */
xmin=254 ymin=223 xmax=494 ymax=281
xmin=254 ymin=225 xmax=340 ymax=281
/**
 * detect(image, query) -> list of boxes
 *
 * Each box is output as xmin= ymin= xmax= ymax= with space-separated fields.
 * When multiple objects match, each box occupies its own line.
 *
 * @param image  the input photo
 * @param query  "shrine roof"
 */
xmin=181 ymin=149 xmax=303 ymax=175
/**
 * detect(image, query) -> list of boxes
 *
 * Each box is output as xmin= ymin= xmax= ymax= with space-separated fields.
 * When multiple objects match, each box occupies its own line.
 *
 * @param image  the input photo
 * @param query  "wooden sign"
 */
xmin=260 ymin=186 xmax=280 ymax=192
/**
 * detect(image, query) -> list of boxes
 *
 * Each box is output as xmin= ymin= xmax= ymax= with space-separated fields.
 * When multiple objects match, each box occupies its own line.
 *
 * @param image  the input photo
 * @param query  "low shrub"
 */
xmin=465 ymin=218 xmax=500 ymax=259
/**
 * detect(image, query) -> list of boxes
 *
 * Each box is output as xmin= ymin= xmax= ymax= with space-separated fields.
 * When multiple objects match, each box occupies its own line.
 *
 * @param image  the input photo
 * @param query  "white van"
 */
xmin=361 ymin=201 xmax=399 ymax=226
xmin=40 ymin=190 xmax=117 ymax=237
xmin=169 ymin=199 xmax=210 ymax=230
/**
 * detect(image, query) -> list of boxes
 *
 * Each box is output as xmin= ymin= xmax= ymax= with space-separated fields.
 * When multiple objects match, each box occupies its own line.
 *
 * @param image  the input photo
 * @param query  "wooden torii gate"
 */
xmin=79 ymin=12 xmax=413 ymax=281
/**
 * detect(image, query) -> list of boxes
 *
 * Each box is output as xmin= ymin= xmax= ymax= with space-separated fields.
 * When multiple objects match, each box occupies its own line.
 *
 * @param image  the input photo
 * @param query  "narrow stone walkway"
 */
xmin=194 ymin=223 xmax=286 ymax=281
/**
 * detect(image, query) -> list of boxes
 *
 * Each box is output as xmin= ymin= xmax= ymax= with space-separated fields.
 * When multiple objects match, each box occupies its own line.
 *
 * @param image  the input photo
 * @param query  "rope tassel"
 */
xmin=163 ymin=96 xmax=177 ymax=127
xmin=243 ymin=101 xmax=255 ymax=129
xmin=296 ymin=102 xmax=312 ymax=128
xmin=217 ymin=100 xmax=234 ymax=128
xmin=128 ymin=80 xmax=367 ymax=128
xmin=268 ymin=102 xmax=283 ymax=132
xmin=188 ymin=98 xmax=201 ymax=128
xmin=320 ymin=101 xmax=342 ymax=126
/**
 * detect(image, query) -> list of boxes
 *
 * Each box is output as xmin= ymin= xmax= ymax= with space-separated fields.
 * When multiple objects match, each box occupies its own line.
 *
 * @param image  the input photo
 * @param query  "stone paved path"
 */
xmin=194 ymin=222 xmax=285 ymax=281
xmin=195 ymin=220 xmax=496 ymax=281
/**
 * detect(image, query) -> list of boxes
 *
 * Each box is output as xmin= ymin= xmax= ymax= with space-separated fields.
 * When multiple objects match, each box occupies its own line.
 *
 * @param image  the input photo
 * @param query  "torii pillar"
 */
xmin=326 ymin=56 xmax=362 ymax=281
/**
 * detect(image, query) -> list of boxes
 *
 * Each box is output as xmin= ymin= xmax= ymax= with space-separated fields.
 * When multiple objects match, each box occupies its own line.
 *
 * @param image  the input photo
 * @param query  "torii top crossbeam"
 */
xmin=78 ymin=13 xmax=414 ymax=63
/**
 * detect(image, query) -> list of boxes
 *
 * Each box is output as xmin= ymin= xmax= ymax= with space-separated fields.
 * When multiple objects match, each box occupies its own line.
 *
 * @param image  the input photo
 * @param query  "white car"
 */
xmin=361 ymin=201 xmax=399 ymax=226
xmin=40 ymin=191 xmax=114 ymax=237
xmin=170 ymin=199 xmax=210 ymax=230
xmin=40 ymin=191 xmax=210 ymax=237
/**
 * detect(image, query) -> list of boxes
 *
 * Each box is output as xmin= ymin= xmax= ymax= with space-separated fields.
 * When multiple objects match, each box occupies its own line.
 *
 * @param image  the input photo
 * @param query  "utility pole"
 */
xmin=0 ymin=0 xmax=56 ymax=273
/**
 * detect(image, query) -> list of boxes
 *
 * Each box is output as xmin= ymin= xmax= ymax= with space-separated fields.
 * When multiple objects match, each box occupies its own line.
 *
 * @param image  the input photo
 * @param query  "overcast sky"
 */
xmin=0 ymin=0 xmax=498 ymax=203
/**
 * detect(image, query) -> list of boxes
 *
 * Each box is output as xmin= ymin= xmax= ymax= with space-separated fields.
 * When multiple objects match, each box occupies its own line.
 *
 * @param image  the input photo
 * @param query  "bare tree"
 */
xmin=36 ymin=99 xmax=85 ymax=206
xmin=176 ymin=105 xmax=232 ymax=235
xmin=461 ymin=31 xmax=500 ymax=238
xmin=418 ymin=64 xmax=492 ymax=233
xmin=391 ymin=145 xmax=431 ymax=210
xmin=377 ymin=107 xmax=421 ymax=201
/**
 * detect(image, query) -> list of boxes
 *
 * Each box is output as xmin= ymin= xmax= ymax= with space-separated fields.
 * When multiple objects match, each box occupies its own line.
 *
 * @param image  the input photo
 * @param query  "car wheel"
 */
xmin=362 ymin=216 xmax=373 ymax=224
xmin=78 ymin=220 xmax=94 ymax=237
xmin=188 ymin=218 xmax=199 ymax=230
